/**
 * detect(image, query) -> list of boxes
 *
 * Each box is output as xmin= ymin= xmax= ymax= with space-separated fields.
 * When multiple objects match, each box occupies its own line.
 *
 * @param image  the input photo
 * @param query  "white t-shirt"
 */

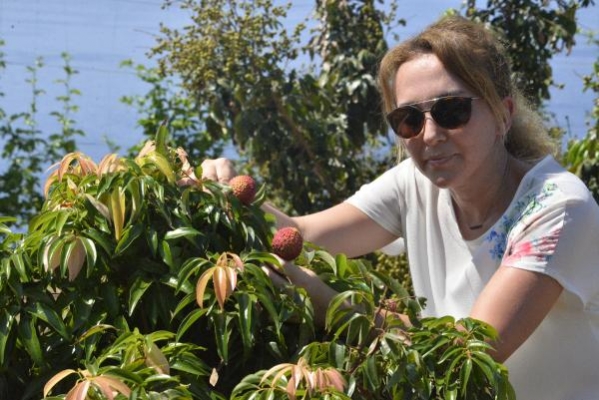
xmin=346 ymin=155 xmax=599 ymax=400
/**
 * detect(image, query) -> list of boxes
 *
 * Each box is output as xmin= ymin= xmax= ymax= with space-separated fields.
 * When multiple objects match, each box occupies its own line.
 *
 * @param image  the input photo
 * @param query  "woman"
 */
xmin=202 ymin=16 xmax=599 ymax=399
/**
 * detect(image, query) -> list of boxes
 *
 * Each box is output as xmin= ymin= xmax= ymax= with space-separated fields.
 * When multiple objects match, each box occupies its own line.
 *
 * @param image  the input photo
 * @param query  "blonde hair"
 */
xmin=378 ymin=15 xmax=555 ymax=161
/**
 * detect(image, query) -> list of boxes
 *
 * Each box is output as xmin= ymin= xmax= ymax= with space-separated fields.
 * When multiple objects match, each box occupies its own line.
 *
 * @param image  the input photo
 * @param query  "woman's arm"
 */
xmin=469 ymin=266 xmax=563 ymax=363
xmin=201 ymin=158 xmax=398 ymax=258
xmin=292 ymin=203 xmax=397 ymax=258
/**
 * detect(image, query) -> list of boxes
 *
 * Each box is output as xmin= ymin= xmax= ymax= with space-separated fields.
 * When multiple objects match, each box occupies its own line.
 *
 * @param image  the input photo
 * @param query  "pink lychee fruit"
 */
xmin=271 ymin=227 xmax=304 ymax=261
xmin=229 ymin=175 xmax=256 ymax=206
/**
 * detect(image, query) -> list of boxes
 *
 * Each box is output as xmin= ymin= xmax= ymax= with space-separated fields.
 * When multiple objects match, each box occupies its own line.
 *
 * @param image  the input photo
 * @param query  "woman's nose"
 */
xmin=421 ymin=113 xmax=447 ymax=145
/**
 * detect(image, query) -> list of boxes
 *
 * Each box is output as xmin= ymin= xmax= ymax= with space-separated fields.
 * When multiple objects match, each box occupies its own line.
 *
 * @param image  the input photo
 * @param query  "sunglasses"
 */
xmin=386 ymin=96 xmax=479 ymax=139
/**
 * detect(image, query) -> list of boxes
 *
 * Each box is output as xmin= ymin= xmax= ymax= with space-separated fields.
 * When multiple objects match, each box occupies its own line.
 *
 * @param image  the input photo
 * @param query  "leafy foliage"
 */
xmin=0 ymin=1 xmax=597 ymax=398
xmin=0 ymin=131 xmax=513 ymax=399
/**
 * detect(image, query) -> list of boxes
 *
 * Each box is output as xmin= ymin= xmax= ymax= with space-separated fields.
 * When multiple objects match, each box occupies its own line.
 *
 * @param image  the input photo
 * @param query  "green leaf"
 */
xmin=334 ymin=253 xmax=348 ymax=277
xmin=421 ymin=336 xmax=451 ymax=359
xmin=0 ymin=309 xmax=15 ymax=367
xmin=142 ymin=152 xmax=176 ymax=183
xmin=114 ymin=223 xmax=144 ymax=255
xmin=176 ymin=308 xmax=209 ymax=341
xmin=79 ymin=236 xmax=98 ymax=276
xmin=160 ymin=240 xmax=174 ymax=269
xmin=325 ymin=291 xmax=356 ymax=329
xmin=253 ymin=290 xmax=282 ymax=340
xmin=234 ymin=292 xmax=254 ymax=357
xmin=214 ymin=312 xmax=232 ymax=363
xmin=128 ymin=276 xmax=153 ymax=316
xmin=77 ymin=324 xmax=117 ymax=343
xmin=17 ymin=314 xmax=45 ymax=367
xmin=386 ymin=276 xmax=411 ymax=300
xmin=164 ymin=226 xmax=202 ymax=240
xmin=127 ymin=177 xmax=144 ymax=223
xmin=459 ymin=358 xmax=473 ymax=397
xmin=170 ymin=353 xmax=210 ymax=377
xmin=329 ymin=342 xmax=347 ymax=369
xmin=362 ymin=355 xmax=379 ymax=391
xmin=83 ymin=228 xmax=114 ymax=254
xmin=53 ymin=210 xmax=71 ymax=235
xmin=471 ymin=355 xmax=495 ymax=383
xmin=147 ymin=228 xmax=159 ymax=258
xmin=444 ymin=388 xmax=458 ymax=400
xmin=177 ymin=257 xmax=211 ymax=293
xmin=102 ymin=368 xmax=145 ymax=385
xmin=28 ymin=302 xmax=70 ymax=340
xmin=155 ymin=120 xmax=170 ymax=156
xmin=10 ymin=252 xmax=28 ymax=282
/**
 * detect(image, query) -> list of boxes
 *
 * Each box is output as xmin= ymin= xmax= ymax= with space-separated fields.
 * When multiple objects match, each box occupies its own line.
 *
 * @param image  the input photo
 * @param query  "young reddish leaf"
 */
xmin=92 ymin=375 xmax=132 ymax=400
xmin=57 ymin=153 xmax=77 ymax=182
xmin=77 ymin=153 xmax=98 ymax=176
xmin=214 ymin=266 xmax=232 ymax=310
xmin=97 ymin=153 xmax=123 ymax=176
xmin=196 ymin=267 xmax=216 ymax=308
xmin=66 ymin=237 xmax=86 ymax=281
xmin=228 ymin=252 xmax=244 ymax=271
xmin=43 ymin=369 xmax=78 ymax=397
xmin=65 ymin=380 xmax=91 ymax=400
xmin=323 ymin=368 xmax=347 ymax=392
xmin=261 ymin=362 xmax=294 ymax=386
xmin=44 ymin=169 xmax=59 ymax=197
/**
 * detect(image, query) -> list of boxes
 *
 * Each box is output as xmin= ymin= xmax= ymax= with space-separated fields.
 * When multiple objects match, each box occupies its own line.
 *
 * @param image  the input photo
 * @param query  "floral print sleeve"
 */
xmin=499 ymin=182 xmax=565 ymax=268
xmin=482 ymin=181 xmax=563 ymax=265
xmin=483 ymin=171 xmax=599 ymax=309
xmin=506 ymin=227 xmax=562 ymax=265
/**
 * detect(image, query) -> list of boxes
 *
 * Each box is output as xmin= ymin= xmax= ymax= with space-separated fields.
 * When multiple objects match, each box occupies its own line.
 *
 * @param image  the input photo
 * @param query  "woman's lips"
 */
xmin=426 ymin=154 xmax=454 ymax=167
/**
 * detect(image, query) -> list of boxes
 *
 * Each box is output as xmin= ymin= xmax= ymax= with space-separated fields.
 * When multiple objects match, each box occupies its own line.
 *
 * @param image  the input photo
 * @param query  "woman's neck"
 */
xmin=451 ymin=152 xmax=527 ymax=239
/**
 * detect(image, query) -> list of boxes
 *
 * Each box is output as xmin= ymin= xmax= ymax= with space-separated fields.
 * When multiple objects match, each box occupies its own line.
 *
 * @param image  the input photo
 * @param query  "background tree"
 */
xmin=150 ymin=0 xmax=397 ymax=215
xmin=149 ymin=0 xmax=595 ymax=218
xmin=466 ymin=0 xmax=594 ymax=107
xmin=563 ymin=34 xmax=599 ymax=200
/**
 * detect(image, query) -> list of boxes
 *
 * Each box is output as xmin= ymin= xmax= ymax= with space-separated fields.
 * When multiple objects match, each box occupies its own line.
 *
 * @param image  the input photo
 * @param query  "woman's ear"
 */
xmin=502 ymin=96 xmax=515 ymax=134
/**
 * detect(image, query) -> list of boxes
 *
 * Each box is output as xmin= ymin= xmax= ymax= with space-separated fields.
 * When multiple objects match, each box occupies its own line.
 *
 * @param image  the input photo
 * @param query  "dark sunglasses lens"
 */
xmin=431 ymin=97 xmax=472 ymax=128
xmin=388 ymin=107 xmax=424 ymax=138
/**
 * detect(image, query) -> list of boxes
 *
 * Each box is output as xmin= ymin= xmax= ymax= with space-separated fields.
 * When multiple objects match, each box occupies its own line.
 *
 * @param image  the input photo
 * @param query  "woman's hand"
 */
xmin=262 ymin=257 xmax=340 ymax=327
xmin=201 ymin=158 xmax=238 ymax=183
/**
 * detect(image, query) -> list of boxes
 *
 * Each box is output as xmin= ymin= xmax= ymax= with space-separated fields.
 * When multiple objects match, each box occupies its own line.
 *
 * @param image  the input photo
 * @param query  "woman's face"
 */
xmin=393 ymin=53 xmax=503 ymax=190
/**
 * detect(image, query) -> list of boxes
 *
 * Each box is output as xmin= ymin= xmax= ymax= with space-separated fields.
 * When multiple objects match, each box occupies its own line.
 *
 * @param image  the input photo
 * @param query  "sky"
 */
xmin=0 ymin=0 xmax=597 ymax=170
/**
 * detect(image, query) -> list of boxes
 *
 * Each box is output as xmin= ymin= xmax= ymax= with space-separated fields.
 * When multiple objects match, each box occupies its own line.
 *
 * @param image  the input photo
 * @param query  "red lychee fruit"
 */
xmin=228 ymin=175 xmax=256 ymax=206
xmin=271 ymin=227 xmax=304 ymax=261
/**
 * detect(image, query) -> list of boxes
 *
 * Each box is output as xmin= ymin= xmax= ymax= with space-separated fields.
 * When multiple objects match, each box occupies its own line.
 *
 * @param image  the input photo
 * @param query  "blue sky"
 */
xmin=0 ymin=0 xmax=597 ymax=168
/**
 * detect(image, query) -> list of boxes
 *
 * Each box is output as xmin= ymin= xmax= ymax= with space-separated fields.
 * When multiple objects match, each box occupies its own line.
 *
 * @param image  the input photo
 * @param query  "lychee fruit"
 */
xmin=271 ymin=227 xmax=304 ymax=261
xmin=228 ymin=175 xmax=256 ymax=206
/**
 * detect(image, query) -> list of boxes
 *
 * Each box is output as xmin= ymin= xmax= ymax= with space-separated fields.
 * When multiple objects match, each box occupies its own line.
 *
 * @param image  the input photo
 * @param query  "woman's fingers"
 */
xmin=261 ymin=264 xmax=290 ymax=289
xmin=200 ymin=158 xmax=237 ymax=183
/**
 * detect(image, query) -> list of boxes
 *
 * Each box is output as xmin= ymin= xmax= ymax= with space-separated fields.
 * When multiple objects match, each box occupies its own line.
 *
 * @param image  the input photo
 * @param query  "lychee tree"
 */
xmin=0 ymin=129 xmax=514 ymax=399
